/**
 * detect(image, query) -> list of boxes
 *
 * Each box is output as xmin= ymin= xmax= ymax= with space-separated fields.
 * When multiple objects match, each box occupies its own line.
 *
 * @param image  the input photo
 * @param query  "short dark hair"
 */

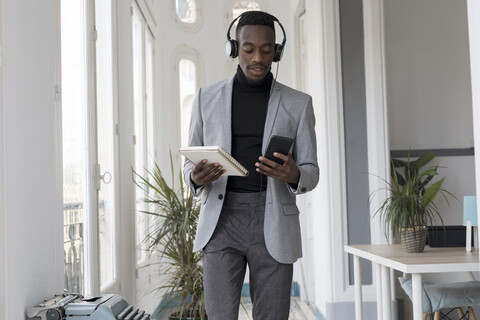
xmin=235 ymin=11 xmax=276 ymax=40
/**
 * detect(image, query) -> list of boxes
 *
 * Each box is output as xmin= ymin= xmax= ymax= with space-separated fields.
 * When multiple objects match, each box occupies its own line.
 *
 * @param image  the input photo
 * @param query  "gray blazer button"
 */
xmin=218 ymin=194 xmax=223 ymax=200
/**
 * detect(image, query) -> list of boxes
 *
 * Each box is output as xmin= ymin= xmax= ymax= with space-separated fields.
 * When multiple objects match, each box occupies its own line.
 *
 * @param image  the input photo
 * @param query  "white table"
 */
xmin=344 ymin=244 xmax=479 ymax=320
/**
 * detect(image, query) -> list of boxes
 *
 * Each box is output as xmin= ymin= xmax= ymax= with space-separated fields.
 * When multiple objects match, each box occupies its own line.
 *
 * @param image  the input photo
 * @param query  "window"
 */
xmin=173 ymin=47 xmax=202 ymax=151
xmin=232 ymin=1 xmax=260 ymax=20
xmin=175 ymin=0 xmax=196 ymax=23
xmin=173 ymin=0 xmax=202 ymax=32
xmin=61 ymin=0 xmax=119 ymax=294
xmin=95 ymin=0 xmax=116 ymax=290
xmin=132 ymin=4 xmax=155 ymax=264
xmin=225 ymin=1 xmax=261 ymax=38
xmin=61 ymin=0 xmax=88 ymax=294
xmin=179 ymin=59 xmax=197 ymax=148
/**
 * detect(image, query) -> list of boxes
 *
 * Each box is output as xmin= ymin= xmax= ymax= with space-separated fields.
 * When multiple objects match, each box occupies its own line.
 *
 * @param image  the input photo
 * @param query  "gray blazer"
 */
xmin=183 ymin=75 xmax=319 ymax=264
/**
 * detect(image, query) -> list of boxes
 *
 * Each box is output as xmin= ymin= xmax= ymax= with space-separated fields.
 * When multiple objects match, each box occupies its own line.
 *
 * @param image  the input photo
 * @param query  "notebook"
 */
xmin=179 ymin=146 xmax=249 ymax=176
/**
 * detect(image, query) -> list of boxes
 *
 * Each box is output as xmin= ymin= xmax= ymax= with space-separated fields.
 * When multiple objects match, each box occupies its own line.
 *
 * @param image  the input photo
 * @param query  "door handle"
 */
xmin=95 ymin=164 xmax=112 ymax=190
xmin=100 ymin=171 xmax=112 ymax=184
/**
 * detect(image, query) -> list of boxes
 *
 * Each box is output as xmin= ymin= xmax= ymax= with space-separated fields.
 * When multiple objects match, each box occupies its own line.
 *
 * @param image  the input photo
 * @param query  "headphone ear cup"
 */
xmin=225 ymin=39 xmax=238 ymax=58
xmin=273 ymin=43 xmax=284 ymax=62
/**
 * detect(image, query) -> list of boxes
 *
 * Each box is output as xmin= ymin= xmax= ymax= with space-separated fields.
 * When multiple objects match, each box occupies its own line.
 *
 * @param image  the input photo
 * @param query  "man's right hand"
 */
xmin=190 ymin=160 xmax=226 ymax=187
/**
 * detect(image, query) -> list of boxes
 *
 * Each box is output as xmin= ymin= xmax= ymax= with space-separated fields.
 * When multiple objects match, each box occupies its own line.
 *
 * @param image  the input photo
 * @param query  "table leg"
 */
xmin=381 ymin=265 xmax=392 ymax=320
xmin=412 ymin=273 xmax=423 ymax=320
xmin=375 ymin=263 xmax=383 ymax=320
xmin=390 ymin=268 xmax=396 ymax=300
xmin=353 ymin=255 xmax=363 ymax=320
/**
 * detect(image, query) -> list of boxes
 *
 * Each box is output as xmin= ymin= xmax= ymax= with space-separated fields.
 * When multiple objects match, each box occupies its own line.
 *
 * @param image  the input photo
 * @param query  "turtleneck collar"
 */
xmin=234 ymin=65 xmax=273 ymax=91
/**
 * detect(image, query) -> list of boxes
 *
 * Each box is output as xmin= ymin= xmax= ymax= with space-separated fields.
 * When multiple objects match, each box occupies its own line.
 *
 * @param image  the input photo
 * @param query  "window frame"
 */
xmin=94 ymin=0 xmax=121 ymax=293
xmin=59 ymin=0 xmax=123 ymax=296
xmin=172 ymin=46 xmax=204 ymax=154
xmin=132 ymin=2 xmax=157 ymax=268
xmin=223 ymin=0 xmax=267 ymax=29
xmin=171 ymin=0 xmax=203 ymax=33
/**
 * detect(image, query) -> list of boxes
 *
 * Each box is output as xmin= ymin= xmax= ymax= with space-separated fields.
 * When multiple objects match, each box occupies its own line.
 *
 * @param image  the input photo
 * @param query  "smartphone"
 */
xmin=264 ymin=135 xmax=294 ymax=164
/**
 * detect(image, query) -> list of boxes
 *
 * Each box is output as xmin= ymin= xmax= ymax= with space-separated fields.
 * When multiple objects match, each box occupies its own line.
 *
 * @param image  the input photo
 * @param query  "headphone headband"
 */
xmin=225 ymin=12 xmax=287 ymax=62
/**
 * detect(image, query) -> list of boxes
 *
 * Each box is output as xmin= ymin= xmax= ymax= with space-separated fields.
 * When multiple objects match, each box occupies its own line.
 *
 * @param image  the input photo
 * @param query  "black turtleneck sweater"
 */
xmin=226 ymin=66 xmax=273 ymax=192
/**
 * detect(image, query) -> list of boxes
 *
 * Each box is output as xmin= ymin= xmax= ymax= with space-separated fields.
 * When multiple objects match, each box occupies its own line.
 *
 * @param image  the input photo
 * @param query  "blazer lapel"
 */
xmin=221 ymin=76 xmax=235 ymax=153
xmin=262 ymin=83 xmax=281 ymax=153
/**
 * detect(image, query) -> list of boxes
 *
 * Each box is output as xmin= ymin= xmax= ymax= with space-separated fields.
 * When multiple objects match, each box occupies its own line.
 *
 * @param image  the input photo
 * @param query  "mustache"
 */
xmin=248 ymin=64 xmax=269 ymax=69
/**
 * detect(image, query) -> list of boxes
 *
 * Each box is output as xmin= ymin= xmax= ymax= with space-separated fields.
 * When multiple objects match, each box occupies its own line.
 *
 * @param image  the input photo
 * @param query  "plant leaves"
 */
xmin=414 ymin=151 xmax=435 ymax=169
xmin=132 ymin=157 xmax=206 ymax=319
xmin=371 ymin=151 xmax=455 ymax=242
xmin=421 ymin=179 xmax=444 ymax=207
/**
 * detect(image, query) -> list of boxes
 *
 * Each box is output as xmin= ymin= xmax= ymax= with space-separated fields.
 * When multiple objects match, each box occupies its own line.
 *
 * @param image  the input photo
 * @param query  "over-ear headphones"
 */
xmin=225 ymin=12 xmax=287 ymax=62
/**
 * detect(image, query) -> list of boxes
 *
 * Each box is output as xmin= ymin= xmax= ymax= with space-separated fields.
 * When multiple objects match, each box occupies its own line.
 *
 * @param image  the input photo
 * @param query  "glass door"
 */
xmin=61 ymin=0 xmax=118 ymax=295
xmin=132 ymin=4 xmax=155 ymax=265
xmin=131 ymin=6 xmax=147 ymax=264
xmin=95 ymin=0 xmax=117 ymax=292
xmin=61 ymin=0 xmax=89 ymax=294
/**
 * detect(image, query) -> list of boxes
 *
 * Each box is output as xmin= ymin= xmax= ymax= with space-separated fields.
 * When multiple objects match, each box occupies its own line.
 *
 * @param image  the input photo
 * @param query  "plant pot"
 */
xmin=400 ymin=227 xmax=427 ymax=253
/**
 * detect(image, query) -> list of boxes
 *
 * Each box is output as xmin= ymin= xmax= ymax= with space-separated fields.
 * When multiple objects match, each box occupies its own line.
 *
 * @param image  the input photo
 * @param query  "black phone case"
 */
xmin=264 ymin=135 xmax=294 ymax=164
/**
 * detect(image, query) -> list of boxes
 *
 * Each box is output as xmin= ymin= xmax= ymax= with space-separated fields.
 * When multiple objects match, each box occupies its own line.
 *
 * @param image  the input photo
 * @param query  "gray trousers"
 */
xmin=203 ymin=191 xmax=293 ymax=320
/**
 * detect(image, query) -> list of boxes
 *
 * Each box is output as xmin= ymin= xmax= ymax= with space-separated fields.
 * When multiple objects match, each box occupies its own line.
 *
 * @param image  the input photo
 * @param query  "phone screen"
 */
xmin=264 ymin=135 xmax=294 ymax=164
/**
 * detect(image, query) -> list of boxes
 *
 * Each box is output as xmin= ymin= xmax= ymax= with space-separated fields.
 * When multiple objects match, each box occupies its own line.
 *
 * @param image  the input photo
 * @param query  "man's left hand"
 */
xmin=255 ymin=153 xmax=300 ymax=184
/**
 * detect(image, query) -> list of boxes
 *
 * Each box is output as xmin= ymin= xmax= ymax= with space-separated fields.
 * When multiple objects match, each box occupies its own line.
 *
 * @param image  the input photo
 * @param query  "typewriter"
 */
xmin=27 ymin=293 xmax=151 ymax=320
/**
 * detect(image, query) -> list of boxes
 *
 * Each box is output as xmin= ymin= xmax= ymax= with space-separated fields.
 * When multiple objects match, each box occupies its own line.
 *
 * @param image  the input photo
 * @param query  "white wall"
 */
xmin=468 ymin=1 xmax=480 ymax=244
xmin=1 ymin=0 xmax=6 ymax=317
xmin=385 ymin=0 xmax=473 ymax=150
xmin=2 ymin=0 xmax=63 ymax=318
xmin=384 ymin=0 xmax=475 ymax=225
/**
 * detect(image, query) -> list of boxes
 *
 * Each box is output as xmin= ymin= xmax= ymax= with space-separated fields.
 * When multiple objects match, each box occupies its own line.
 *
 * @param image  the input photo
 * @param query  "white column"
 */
xmin=467 ymin=1 xmax=480 ymax=254
xmin=381 ymin=265 xmax=392 ymax=320
xmin=353 ymin=255 xmax=363 ymax=320
xmin=304 ymin=0 xmax=346 ymax=316
xmin=412 ymin=273 xmax=423 ymax=320
xmin=363 ymin=0 xmax=390 ymax=245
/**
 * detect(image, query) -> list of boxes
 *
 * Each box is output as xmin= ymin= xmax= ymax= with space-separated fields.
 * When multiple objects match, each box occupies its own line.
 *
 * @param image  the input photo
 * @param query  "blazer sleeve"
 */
xmin=183 ymin=88 xmax=205 ymax=197
xmin=287 ymin=95 xmax=319 ymax=195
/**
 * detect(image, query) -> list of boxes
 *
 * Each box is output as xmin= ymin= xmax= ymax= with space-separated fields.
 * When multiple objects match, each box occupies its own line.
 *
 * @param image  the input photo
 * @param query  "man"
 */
xmin=183 ymin=11 xmax=318 ymax=320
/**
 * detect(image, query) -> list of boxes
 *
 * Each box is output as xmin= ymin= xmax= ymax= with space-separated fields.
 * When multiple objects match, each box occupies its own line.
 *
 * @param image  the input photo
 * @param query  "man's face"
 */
xmin=237 ymin=24 xmax=275 ymax=83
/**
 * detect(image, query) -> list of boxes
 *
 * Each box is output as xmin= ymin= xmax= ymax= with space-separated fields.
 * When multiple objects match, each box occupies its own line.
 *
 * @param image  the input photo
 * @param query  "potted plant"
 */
xmin=372 ymin=151 xmax=455 ymax=252
xmin=133 ymin=155 xmax=207 ymax=320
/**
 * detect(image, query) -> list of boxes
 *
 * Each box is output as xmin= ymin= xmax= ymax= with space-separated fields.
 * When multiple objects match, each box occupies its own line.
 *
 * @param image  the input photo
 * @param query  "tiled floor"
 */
xmin=238 ymin=297 xmax=315 ymax=320
xmin=155 ymin=297 xmax=315 ymax=320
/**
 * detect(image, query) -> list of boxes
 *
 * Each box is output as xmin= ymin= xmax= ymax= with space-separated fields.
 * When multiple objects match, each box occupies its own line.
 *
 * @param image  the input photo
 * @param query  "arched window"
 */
xmin=179 ymin=59 xmax=197 ymax=148
xmin=172 ymin=46 xmax=204 ymax=155
xmin=232 ymin=1 xmax=261 ymax=20
xmin=175 ymin=0 xmax=196 ymax=23
xmin=173 ymin=0 xmax=202 ymax=32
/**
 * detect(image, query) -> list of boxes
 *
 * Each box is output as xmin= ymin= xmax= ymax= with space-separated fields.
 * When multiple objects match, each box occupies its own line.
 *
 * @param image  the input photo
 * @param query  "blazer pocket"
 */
xmin=282 ymin=204 xmax=300 ymax=216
